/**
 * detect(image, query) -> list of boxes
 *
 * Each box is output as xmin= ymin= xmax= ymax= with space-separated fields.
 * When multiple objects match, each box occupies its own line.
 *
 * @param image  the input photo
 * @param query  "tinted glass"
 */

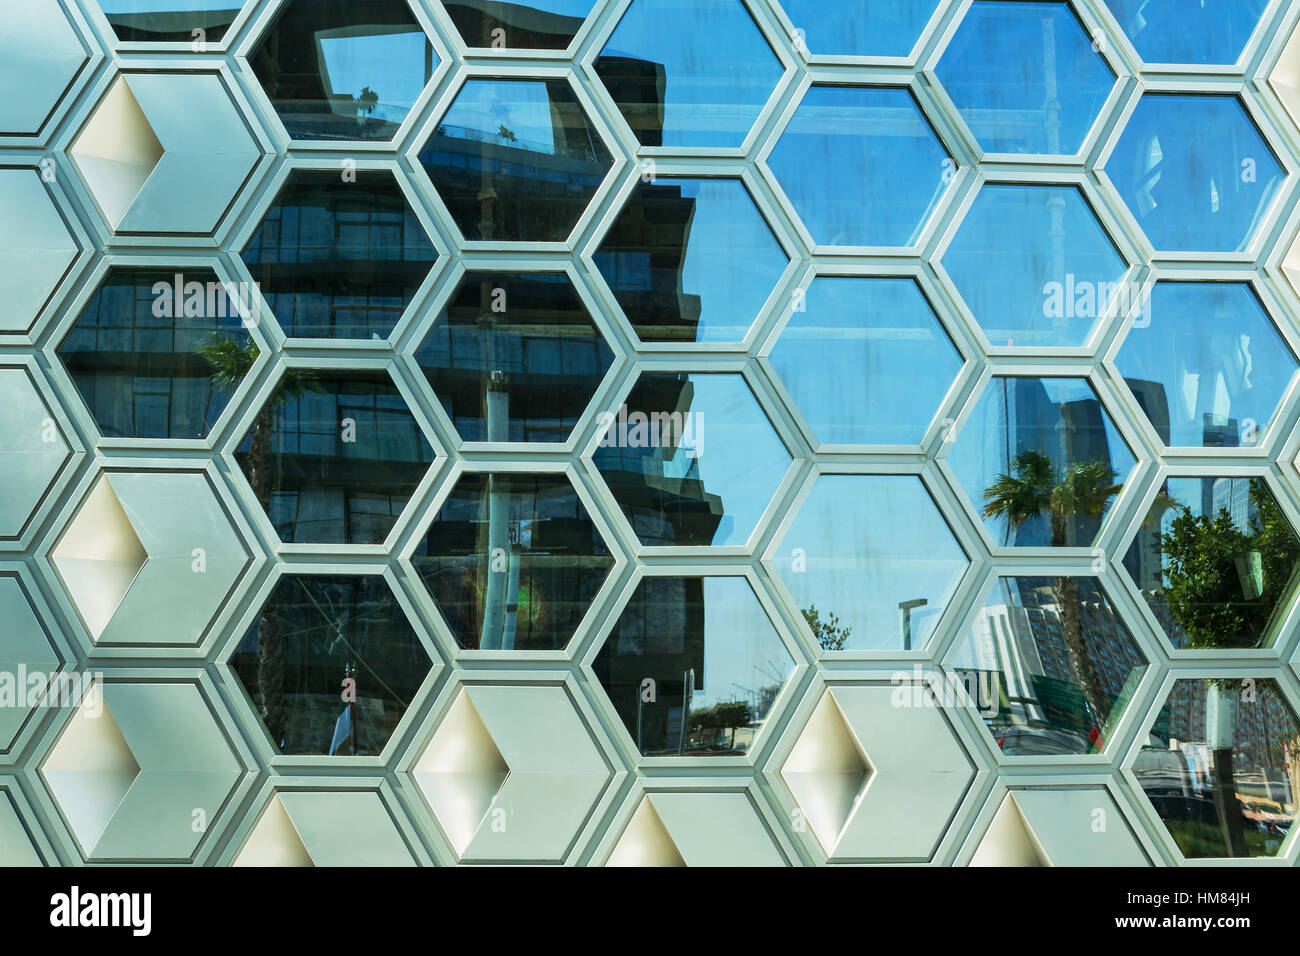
xmin=442 ymin=0 xmax=595 ymax=49
xmin=98 ymin=0 xmax=243 ymax=42
xmin=777 ymin=0 xmax=940 ymax=57
xmin=1104 ymin=0 xmax=1269 ymax=65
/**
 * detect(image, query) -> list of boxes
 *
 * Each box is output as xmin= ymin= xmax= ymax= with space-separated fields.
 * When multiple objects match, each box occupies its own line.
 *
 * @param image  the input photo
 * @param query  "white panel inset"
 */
xmin=70 ymin=77 xmax=163 ymax=229
xmin=970 ymin=794 xmax=1050 ymax=867
xmin=782 ymin=690 xmax=871 ymax=854
xmin=234 ymin=795 xmax=313 ymax=867
xmin=607 ymin=797 xmax=686 ymax=867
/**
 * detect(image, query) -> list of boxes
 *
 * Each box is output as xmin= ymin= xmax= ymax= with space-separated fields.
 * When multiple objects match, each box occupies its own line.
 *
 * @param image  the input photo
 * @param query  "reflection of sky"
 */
xmin=692 ymin=577 xmax=793 ymax=709
xmin=936 ymin=1 xmax=1114 ymax=154
xmin=943 ymin=185 xmax=1127 ymax=347
xmin=1115 ymin=283 xmax=1298 ymax=447
xmin=777 ymin=0 xmax=940 ymax=56
xmin=319 ymin=31 xmax=430 ymax=124
xmin=441 ymin=80 xmax=561 ymax=153
xmin=777 ymin=476 xmax=967 ymax=650
xmin=769 ymin=277 xmax=960 ymax=444
xmin=1102 ymin=0 xmax=1269 ymax=65
xmin=99 ymin=0 xmax=236 ymax=10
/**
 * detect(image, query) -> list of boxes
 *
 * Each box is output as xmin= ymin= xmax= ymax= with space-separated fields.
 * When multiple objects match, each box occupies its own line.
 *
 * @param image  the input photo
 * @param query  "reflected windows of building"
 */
xmin=441 ymin=0 xmax=596 ymax=50
xmin=98 ymin=0 xmax=245 ymax=42
xmin=776 ymin=0 xmax=942 ymax=57
xmin=1103 ymin=0 xmax=1269 ymax=65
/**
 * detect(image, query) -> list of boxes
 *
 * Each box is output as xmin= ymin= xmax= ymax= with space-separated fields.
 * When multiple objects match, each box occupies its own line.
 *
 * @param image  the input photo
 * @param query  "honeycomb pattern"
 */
xmin=0 ymin=0 xmax=1298 ymax=867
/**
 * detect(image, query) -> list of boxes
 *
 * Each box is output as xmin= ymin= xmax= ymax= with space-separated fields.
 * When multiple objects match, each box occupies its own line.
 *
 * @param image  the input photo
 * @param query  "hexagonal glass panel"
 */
xmin=411 ymin=472 xmax=614 ymax=649
xmin=768 ymin=277 xmax=961 ymax=444
xmin=936 ymin=1 xmax=1114 ymax=156
xmin=240 ymin=170 xmax=437 ymax=340
xmin=950 ymin=575 xmax=1147 ymax=755
xmin=592 ymin=575 xmax=795 ymax=756
xmin=1105 ymin=94 xmax=1283 ymax=253
xmin=414 ymin=271 xmax=614 ymax=442
xmin=1124 ymin=477 xmax=1300 ymax=650
xmin=0 ymin=368 xmax=71 ymax=538
xmin=593 ymin=372 xmax=792 ymax=546
xmin=1103 ymin=0 xmax=1269 ymax=65
xmin=230 ymin=573 xmax=432 ymax=755
xmin=948 ymin=377 xmax=1136 ymax=547
xmin=442 ymin=0 xmax=595 ymax=49
xmin=249 ymin=0 xmax=435 ymax=141
xmin=942 ymin=185 xmax=1129 ymax=348
xmin=0 ymin=169 xmax=79 ymax=334
xmin=593 ymin=0 xmax=783 ymax=149
xmin=419 ymin=78 xmax=613 ymax=242
xmin=593 ymin=177 xmax=787 ymax=343
xmin=1115 ymin=283 xmax=1297 ymax=449
xmin=777 ymin=0 xmax=941 ymax=57
xmin=774 ymin=475 xmax=969 ymax=651
xmin=58 ymin=268 xmax=253 ymax=439
xmin=769 ymin=86 xmax=953 ymax=247
xmin=234 ymin=368 xmax=435 ymax=544
xmin=1136 ymin=677 xmax=1298 ymax=858
xmin=98 ymin=1 xmax=245 ymax=42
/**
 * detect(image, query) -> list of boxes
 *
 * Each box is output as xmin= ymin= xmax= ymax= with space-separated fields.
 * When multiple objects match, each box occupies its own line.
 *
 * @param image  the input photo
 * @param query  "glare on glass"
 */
xmin=776 ymin=0 xmax=941 ymax=57
xmin=1114 ymin=283 xmax=1298 ymax=448
xmin=768 ymin=277 xmax=961 ymax=444
xmin=593 ymin=178 xmax=787 ymax=343
xmin=1103 ymin=0 xmax=1269 ymax=65
xmin=98 ymin=0 xmax=245 ymax=42
xmin=592 ymin=575 xmax=795 ymax=756
xmin=442 ymin=0 xmax=596 ymax=50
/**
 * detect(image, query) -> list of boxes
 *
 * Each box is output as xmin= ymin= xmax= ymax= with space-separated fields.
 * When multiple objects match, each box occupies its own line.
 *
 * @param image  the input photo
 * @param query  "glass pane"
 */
xmin=768 ymin=86 xmax=953 ymax=247
xmin=1138 ymin=678 xmax=1299 ymax=858
xmin=58 ymin=268 xmax=252 ymax=439
xmin=1103 ymin=0 xmax=1269 ymax=65
xmin=235 ymin=368 xmax=436 ymax=544
xmin=943 ymin=184 xmax=1128 ymax=348
xmin=442 ymin=0 xmax=596 ymax=50
xmin=1115 ymin=283 xmax=1298 ymax=448
xmin=98 ymin=0 xmax=244 ymax=42
xmin=250 ymin=0 xmax=434 ymax=141
xmin=412 ymin=472 xmax=614 ymax=650
xmin=948 ymin=377 xmax=1136 ymax=547
xmin=936 ymin=1 xmax=1114 ymax=155
xmin=1125 ymin=477 xmax=1300 ymax=649
xmin=241 ymin=170 xmax=437 ymax=340
xmin=593 ymin=0 xmax=782 ymax=148
xmin=775 ymin=475 xmax=969 ymax=651
xmin=592 ymin=575 xmax=795 ymax=756
xmin=950 ymin=576 xmax=1147 ymax=755
xmin=777 ymin=0 xmax=941 ymax=57
xmin=1106 ymin=94 xmax=1283 ymax=253
xmin=593 ymin=372 xmax=792 ymax=546
xmin=415 ymin=271 xmax=614 ymax=442
xmin=420 ymin=78 xmax=612 ymax=241
xmin=768 ymin=277 xmax=961 ymax=444
xmin=593 ymin=178 xmax=787 ymax=343
xmin=230 ymin=573 xmax=432 ymax=755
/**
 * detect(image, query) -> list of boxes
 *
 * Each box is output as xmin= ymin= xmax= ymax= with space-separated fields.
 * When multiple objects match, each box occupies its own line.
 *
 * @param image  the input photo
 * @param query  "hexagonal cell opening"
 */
xmin=1124 ymin=477 xmax=1300 ymax=650
xmin=419 ymin=77 xmax=613 ymax=242
xmin=774 ymin=475 xmax=969 ymax=652
xmin=229 ymin=573 xmax=433 ymax=755
xmin=233 ymin=367 xmax=436 ymax=544
xmin=768 ymin=277 xmax=962 ymax=444
xmin=249 ymin=0 xmax=436 ymax=141
xmin=240 ymin=169 xmax=438 ymax=340
xmin=411 ymin=471 xmax=614 ymax=649
xmin=593 ymin=0 xmax=784 ymax=149
xmin=776 ymin=0 xmax=941 ymax=57
xmin=947 ymin=376 xmax=1136 ymax=547
xmin=1102 ymin=0 xmax=1268 ymax=65
xmin=1114 ymin=282 xmax=1298 ymax=449
xmin=0 ymin=3 xmax=89 ymax=136
xmin=414 ymin=271 xmax=615 ymax=443
xmin=442 ymin=0 xmax=597 ymax=50
xmin=1136 ymin=677 xmax=1298 ymax=859
xmin=769 ymin=86 xmax=954 ymax=247
xmin=591 ymin=575 xmax=796 ymax=757
xmin=593 ymin=372 xmax=792 ymax=547
xmin=69 ymin=76 xmax=163 ymax=230
xmin=949 ymin=575 xmax=1148 ymax=756
xmin=98 ymin=1 xmax=246 ymax=43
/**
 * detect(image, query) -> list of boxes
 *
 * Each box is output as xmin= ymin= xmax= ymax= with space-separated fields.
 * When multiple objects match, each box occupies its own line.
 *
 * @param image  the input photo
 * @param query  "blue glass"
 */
xmin=250 ymin=0 xmax=434 ymax=141
xmin=1104 ymin=0 xmax=1269 ymax=65
xmin=1106 ymin=94 xmax=1284 ymax=253
xmin=768 ymin=86 xmax=953 ymax=247
xmin=420 ymin=78 xmax=612 ymax=242
xmin=936 ymin=1 xmax=1114 ymax=155
xmin=594 ymin=0 xmax=783 ymax=148
xmin=775 ymin=475 xmax=969 ymax=651
xmin=943 ymin=185 xmax=1128 ymax=348
xmin=442 ymin=0 xmax=596 ymax=49
xmin=948 ymin=377 xmax=1135 ymax=547
xmin=1114 ymin=283 xmax=1298 ymax=448
xmin=241 ymin=170 xmax=437 ymax=340
xmin=98 ymin=0 xmax=244 ymax=41
xmin=591 ymin=575 xmax=795 ymax=756
xmin=593 ymin=372 xmax=792 ymax=546
xmin=593 ymin=178 xmax=787 ymax=343
xmin=768 ymin=277 xmax=961 ymax=444
xmin=777 ymin=0 xmax=941 ymax=57
xmin=58 ymin=268 xmax=251 ymax=439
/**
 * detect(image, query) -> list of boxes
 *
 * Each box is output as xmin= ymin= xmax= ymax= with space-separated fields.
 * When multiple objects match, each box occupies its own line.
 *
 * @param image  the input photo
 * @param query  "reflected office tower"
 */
xmin=1203 ymin=413 xmax=1240 ymax=448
